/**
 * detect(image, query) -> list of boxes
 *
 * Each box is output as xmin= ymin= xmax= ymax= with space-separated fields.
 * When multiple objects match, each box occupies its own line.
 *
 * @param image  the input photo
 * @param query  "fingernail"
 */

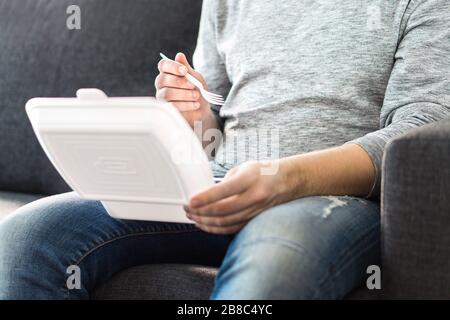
xmin=192 ymin=91 xmax=198 ymax=99
xmin=179 ymin=66 xmax=187 ymax=75
xmin=193 ymin=102 xmax=200 ymax=109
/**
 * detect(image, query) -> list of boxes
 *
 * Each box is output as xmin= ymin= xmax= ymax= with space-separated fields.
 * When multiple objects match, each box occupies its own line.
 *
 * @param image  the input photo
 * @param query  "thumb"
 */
xmin=175 ymin=52 xmax=195 ymax=73
xmin=174 ymin=52 xmax=206 ymax=87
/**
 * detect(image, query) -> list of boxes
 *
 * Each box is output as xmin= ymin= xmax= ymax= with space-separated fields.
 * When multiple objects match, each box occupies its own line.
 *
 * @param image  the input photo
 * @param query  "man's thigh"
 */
xmin=0 ymin=192 xmax=231 ymax=299
xmin=213 ymin=196 xmax=380 ymax=299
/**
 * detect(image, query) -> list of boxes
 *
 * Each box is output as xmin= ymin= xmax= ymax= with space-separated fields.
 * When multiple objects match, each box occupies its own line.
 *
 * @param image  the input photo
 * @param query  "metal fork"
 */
xmin=159 ymin=53 xmax=225 ymax=106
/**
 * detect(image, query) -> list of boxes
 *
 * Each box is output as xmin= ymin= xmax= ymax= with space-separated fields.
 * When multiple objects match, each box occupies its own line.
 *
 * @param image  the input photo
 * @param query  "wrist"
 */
xmin=275 ymin=157 xmax=313 ymax=203
xmin=196 ymin=104 xmax=214 ymax=128
xmin=201 ymin=105 xmax=215 ymax=125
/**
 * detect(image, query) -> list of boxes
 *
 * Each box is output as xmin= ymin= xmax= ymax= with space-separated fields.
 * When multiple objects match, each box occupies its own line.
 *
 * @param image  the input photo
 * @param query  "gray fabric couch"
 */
xmin=0 ymin=0 xmax=449 ymax=300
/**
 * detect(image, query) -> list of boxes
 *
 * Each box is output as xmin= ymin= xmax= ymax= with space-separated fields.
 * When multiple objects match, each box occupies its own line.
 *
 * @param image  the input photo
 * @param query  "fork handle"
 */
xmin=159 ymin=53 xmax=204 ymax=90
xmin=185 ymin=73 xmax=204 ymax=90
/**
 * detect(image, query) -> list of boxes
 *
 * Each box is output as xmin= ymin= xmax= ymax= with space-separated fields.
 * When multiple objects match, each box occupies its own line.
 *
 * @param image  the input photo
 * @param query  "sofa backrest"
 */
xmin=0 ymin=0 xmax=202 ymax=195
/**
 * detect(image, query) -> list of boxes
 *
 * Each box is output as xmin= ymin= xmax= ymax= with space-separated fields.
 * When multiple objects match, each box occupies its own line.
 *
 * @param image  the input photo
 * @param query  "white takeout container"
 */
xmin=25 ymin=88 xmax=214 ymax=223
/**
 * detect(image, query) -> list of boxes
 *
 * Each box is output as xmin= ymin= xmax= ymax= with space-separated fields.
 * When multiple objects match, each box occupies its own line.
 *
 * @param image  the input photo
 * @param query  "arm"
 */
xmin=185 ymin=0 xmax=450 ymax=234
xmin=285 ymin=0 xmax=450 ymax=201
xmin=349 ymin=0 xmax=450 ymax=198
xmin=155 ymin=53 xmax=221 ymax=144
xmin=193 ymin=0 xmax=231 ymax=134
xmin=185 ymin=145 xmax=374 ymax=234
xmin=155 ymin=0 xmax=230 ymax=150
xmin=279 ymin=144 xmax=375 ymax=201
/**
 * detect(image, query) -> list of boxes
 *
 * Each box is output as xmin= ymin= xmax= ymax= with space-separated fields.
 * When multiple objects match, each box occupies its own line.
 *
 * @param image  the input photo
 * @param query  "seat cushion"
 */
xmin=92 ymin=264 xmax=217 ymax=300
xmin=93 ymin=264 xmax=377 ymax=300
xmin=0 ymin=191 xmax=43 ymax=221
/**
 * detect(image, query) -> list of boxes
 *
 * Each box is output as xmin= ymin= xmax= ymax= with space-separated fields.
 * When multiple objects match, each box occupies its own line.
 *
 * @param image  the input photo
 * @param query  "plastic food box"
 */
xmin=25 ymin=89 xmax=214 ymax=223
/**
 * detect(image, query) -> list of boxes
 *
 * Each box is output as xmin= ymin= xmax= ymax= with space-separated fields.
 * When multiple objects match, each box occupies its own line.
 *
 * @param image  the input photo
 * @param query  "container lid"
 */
xmin=25 ymin=89 xmax=214 ymax=223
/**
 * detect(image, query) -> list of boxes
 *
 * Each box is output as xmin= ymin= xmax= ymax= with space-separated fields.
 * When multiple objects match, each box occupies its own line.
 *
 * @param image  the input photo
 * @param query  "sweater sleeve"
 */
xmin=349 ymin=0 xmax=450 ymax=198
xmin=192 ymin=0 xmax=231 ymax=131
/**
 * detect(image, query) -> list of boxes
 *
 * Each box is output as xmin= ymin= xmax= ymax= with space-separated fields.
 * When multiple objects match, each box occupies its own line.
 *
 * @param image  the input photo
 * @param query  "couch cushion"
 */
xmin=92 ymin=264 xmax=216 ymax=300
xmin=0 ymin=0 xmax=202 ymax=195
xmin=92 ymin=263 xmax=377 ymax=300
xmin=0 ymin=191 xmax=43 ymax=221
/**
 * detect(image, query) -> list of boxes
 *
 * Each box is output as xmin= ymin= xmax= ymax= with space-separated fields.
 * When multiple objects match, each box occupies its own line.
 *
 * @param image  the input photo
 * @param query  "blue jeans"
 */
xmin=0 ymin=193 xmax=380 ymax=299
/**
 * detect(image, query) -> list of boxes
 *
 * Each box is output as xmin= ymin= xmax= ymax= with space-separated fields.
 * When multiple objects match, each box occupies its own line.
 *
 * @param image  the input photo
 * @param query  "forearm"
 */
xmin=187 ymin=143 xmax=376 ymax=234
xmin=278 ymin=143 xmax=375 ymax=202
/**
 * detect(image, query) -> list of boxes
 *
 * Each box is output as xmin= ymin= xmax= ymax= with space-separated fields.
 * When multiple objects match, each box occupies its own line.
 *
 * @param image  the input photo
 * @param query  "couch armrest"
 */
xmin=381 ymin=119 xmax=450 ymax=299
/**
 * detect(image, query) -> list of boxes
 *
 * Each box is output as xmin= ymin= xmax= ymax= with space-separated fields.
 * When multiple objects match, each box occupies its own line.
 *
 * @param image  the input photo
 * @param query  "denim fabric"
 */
xmin=0 ymin=192 xmax=231 ymax=299
xmin=0 ymin=191 xmax=380 ymax=299
xmin=212 ymin=196 xmax=380 ymax=299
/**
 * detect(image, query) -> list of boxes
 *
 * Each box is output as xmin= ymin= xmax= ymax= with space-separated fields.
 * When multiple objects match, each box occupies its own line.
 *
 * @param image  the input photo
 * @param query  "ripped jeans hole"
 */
xmin=321 ymin=196 xmax=348 ymax=219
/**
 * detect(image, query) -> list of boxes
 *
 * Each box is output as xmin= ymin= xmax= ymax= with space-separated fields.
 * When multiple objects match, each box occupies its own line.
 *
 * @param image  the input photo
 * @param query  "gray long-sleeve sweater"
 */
xmin=193 ymin=0 xmax=450 ymax=197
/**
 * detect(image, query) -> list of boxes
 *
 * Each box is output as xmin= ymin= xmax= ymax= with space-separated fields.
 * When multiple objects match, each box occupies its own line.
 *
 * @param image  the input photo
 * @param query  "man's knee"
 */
xmin=233 ymin=197 xmax=325 ymax=247
xmin=213 ymin=199 xmax=330 ymax=299
xmin=212 ymin=196 xmax=380 ymax=299
xmin=0 ymin=192 xmax=104 ymax=263
xmin=0 ymin=193 xmax=105 ymax=298
xmin=235 ymin=196 xmax=378 ymax=251
xmin=213 ymin=231 xmax=323 ymax=299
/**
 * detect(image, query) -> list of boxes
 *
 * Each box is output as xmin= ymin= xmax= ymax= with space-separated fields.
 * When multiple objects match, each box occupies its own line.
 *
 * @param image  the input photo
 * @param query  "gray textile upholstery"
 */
xmin=0 ymin=191 xmax=43 ymax=221
xmin=0 ymin=0 xmax=202 ymax=195
xmin=381 ymin=120 xmax=450 ymax=299
xmin=91 ymin=264 xmax=376 ymax=300
xmin=92 ymin=264 xmax=217 ymax=300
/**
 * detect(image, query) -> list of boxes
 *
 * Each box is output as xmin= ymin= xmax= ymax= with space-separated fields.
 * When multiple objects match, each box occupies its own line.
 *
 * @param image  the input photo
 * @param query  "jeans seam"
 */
xmin=314 ymin=240 xmax=379 ymax=300
xmin=64 ymin=228 xmax=200 ymax=299
xmin=312 ymin=224 xmax=380 ymax=299
xmin=74 ymin=229 xmax=200 ymax=266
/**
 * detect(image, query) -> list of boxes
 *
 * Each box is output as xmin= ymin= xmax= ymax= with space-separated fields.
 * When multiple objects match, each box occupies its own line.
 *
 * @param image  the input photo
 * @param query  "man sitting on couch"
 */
xmin=0 ymin=0 xmax=449 ymax=299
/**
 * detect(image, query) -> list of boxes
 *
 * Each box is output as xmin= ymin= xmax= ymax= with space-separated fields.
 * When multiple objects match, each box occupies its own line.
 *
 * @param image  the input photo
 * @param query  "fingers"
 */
xmin=190 ymin=206 xmax=264 ymax=235
xmin=189 ymin=205 xmax=256 ymax=229
xmin=175 ymin=52 xmax=206 ymax=84
xmin=190 ymin=212 xmax=243 ymax=228
xmin=175 ymin=53 xmax=195 ymax=73
xmin=155 ymin=53 xmax=208 ymax=115
xmin=194 ymin=222 xmax=245 ymax=235
xmin=156 ymin=52 xmax=206 ymax=94
xmin=171 ymin=101 xmax=201 ymax=111
xmin=188 ymin=175 xmax=250 ymax=209
xmin=186 ymin=189 xmax=255 ymax=217
xmin=155 ymin=73 xmax=195 ymax=90
xmin=157 ymin=58 xmax=188 ymax=76
xmin=156 ymin=87 xmax=201 ymax=102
